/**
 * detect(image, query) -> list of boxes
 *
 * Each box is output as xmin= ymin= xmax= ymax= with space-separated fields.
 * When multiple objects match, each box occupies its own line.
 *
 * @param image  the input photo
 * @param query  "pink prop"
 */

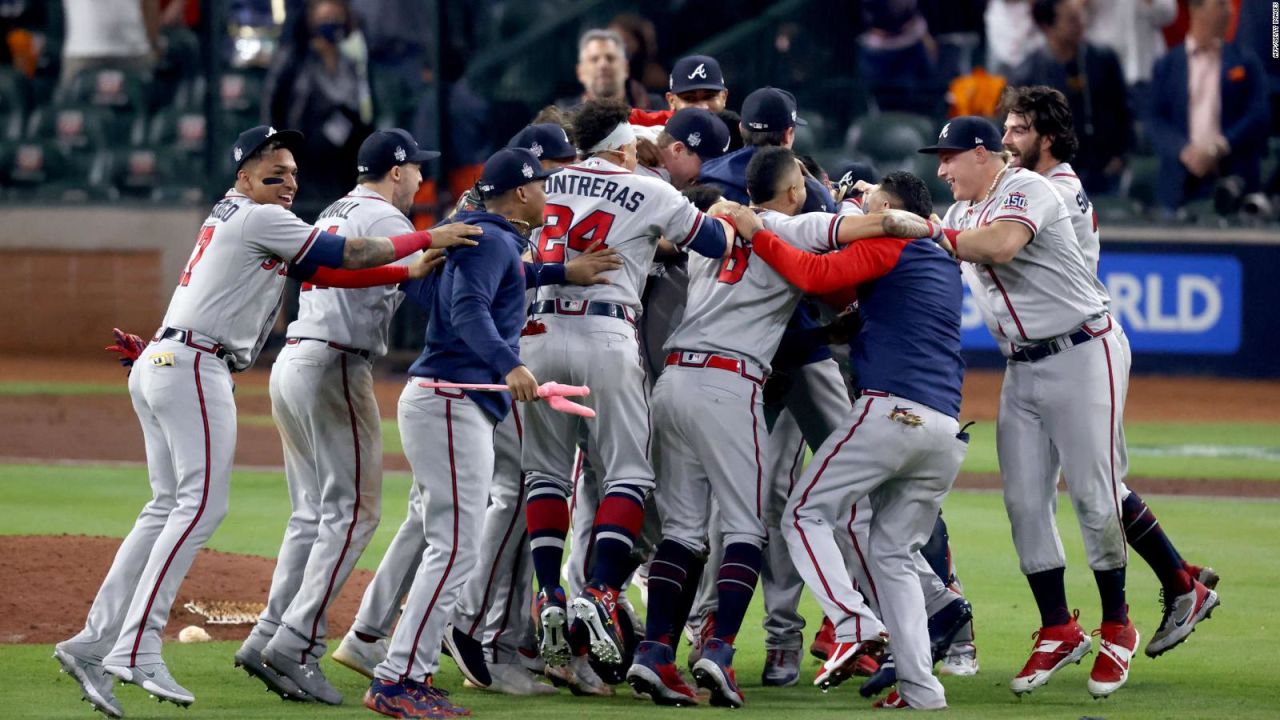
xmin=415 ymin=380 xmax=595 ymax=418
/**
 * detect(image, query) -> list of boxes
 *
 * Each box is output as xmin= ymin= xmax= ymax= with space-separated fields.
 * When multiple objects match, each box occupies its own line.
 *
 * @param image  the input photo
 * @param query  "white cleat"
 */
xmin=332 ymin=631 xmax=387 ymax=680
xmin=105 ymin=661 xmax=195 ymax=707
xmin=938 ymin=642 xmax=980 ymax=677
xmin=486 ymin=662 xmax=558 ymax=695
xmin=54 ymin=643 xmax=124 ymax=718
xmin=1145 ymin=582 xmax=1219 ymax=658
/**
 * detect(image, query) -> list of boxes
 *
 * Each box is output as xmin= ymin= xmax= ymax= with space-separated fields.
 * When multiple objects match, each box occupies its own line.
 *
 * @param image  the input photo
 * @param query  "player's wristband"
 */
xmin=389 ymin=230 xmax=434 ymax=259
xmin=308 ymin=264 xmax=411 ymax=288
xmin=943 ymin=228 xmax=960 ymax=247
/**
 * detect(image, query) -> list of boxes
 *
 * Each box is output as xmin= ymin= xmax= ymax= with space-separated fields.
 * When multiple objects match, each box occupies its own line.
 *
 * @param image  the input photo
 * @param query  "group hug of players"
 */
xmin=54 ymin=52 xmax=1220 ymax=720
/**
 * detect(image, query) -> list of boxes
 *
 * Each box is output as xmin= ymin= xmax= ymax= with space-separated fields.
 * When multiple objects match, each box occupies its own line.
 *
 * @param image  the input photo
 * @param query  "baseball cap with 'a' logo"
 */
xmin=669 ymin=55 xmax=726 ymax=94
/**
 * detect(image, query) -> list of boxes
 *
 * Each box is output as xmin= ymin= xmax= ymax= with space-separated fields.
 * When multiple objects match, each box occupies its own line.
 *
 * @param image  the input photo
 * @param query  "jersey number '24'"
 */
xmin=536 ymin=203 xmax=615 ymax=262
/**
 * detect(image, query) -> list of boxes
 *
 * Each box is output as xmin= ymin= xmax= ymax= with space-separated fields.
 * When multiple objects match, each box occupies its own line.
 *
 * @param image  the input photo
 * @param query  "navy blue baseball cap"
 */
xmin=834 ymin=161 xmax=879 ymax=189
xmin=918 ymin=116 xmax=1004 ymax=154
xmin=741 ymin=87 xmax=807 ymax=132
xmin=232 ymin=125 xmax=304 ymax=170
xmin=477 ymin=147 xmax=560 ymax=198
xmin=507 ymin=123 xmax=576 ymax=161
xmin=664 ymin=108 xmax=731 ymax=161
xmin=670 ymin=55 xmax=726 ymax=94
xmin=357 ymin=128 xmax=440 ymax=175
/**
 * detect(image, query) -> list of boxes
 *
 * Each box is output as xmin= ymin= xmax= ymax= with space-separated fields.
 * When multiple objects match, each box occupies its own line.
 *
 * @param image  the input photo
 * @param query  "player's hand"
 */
xmin=565 ymin=241 xmax=622 ymax=285
xmin=707 ymin=199 xmax=743 ymax=217
xmin=506 ymin=365 xmax=540 ymax=403
xmin=636 ymin=137 xmax=663 ymax=169
xmin=105 ymin=327 xmax=146 ymax=370
xmin=727 ymin=205 xmax=763 ymax=241
xmin=429 ymin=222 xmax=483 ymax=248
xmin=407 ymin=249 xmax=446 ymax=279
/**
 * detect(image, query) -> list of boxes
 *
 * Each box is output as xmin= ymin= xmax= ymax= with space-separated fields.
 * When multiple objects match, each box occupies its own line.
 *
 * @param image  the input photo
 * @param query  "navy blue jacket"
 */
xmin=1148 ymin=41 xmax=1270 ymax=208
xmin=408 ymin=211 xmax=528 ymax=422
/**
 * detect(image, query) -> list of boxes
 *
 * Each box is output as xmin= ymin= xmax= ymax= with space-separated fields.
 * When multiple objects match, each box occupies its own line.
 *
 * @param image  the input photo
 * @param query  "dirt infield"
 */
xmin=0 ymin=535 xmax=373 ymax=645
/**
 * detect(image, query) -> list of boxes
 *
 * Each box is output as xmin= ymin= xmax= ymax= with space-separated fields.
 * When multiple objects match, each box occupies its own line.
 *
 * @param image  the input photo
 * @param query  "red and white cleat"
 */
xmin=1010 ymin=611 xmax=1091 ymax=696
xmin=1088 ymin=619 xmax=1138 ymax=699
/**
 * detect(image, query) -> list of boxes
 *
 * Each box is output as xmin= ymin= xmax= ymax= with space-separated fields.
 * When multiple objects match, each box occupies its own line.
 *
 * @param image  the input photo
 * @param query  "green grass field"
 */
xmin=2 ymin=461 xmax=1279 ymax=719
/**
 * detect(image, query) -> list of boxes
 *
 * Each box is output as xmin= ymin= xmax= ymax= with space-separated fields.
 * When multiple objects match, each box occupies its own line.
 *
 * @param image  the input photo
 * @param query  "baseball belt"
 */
xmin=665 ymin=350 xmax=766 ymax=385
xmin=529 ymin=299 xmax=636 ymax=327
xmin=1009 ymin=315 xmax=1112 ymax=363
xmin=286 ymin=337 xmax=372 ymax=359
xmin=154 ymin=326 xmax=234 ymax=366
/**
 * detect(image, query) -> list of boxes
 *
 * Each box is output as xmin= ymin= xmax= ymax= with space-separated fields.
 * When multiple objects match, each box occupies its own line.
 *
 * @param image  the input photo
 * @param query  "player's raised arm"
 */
xmin=338 ymin=222 xmax=482 ymax=269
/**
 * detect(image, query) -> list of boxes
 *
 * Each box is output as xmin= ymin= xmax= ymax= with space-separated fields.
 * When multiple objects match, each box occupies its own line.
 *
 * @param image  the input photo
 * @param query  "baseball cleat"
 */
xmin=104 ymin=661 xmax=195 ymax=707
xmin=684 ymin=613 xmax=715 ymax=672
xmin=761 ymin=648 xmax=800 ymax=687
xmin=872 ymin=690 xmax=911 ymax=709
xmin=261 ymin=646 xmax=343 ymax=705
xmin=859 ymin=654 xmax=895 ymax=698
xmin=1088 ymin=620 xmax=1139 ymax=698
xmin=545 ymin=654 xmax=614 ymax=696
xmin=809 ymin=616 xmax=836 ymax=661
xmin=854 ymin=653 xmax=880 ymax=676
xmin=363 ymin=678 xmax=441 ymax=719
xmin=1183 ymin=563 xmax=1220 ymax=590
xmin=692 ymin=638 xmax=744 ymax=708
xmin=1010 ymin=611 xmax=1091 ymax=696
xmin=535 ymin=587 xmax=571 ymax=668
xmin=485 ymin=662 xmax=557 ymax=696
xmin=814 ymin=636 xmax=887 ymax=692
xmin=1145 ymin=581 xmax=1219 ymax=658
xmin=332 ymin=631 xmax=387 ymax=680
xmin=626 ymin=640 xmax=699 ymax=706
xmin=54 ymin=642 xmax=124 ymax=719
xmin=938 ymin=642 xmax=980 ymax=676
xmin=234 ymin=642 xmax=312 ymax=702
xmin=442 ymin=624 xmax=492 ymax=689
xmin=417 ymin=680 xmax=471 ymax=718
xmin=571 ymin=582 xmax=626 ymax=665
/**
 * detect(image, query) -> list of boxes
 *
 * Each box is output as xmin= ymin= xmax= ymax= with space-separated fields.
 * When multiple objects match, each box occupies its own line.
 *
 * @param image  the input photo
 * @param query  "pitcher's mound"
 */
xmin=0 ymin=535 xmax=374 ymax=644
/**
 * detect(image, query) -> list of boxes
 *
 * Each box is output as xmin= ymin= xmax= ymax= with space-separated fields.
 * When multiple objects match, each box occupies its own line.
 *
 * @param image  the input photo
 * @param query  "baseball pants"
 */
xmin=784 ymin=391 xmax=968 ymax=710
xmin=376 ymin=382 xmax=495 ymax=684
xmin=71 ymin=341 xmax=234 ymax=667
xmin=1000 ymin=316 xmax=1130 ymax=574
xmin=246 ymin=340 xmax=383 ymax=663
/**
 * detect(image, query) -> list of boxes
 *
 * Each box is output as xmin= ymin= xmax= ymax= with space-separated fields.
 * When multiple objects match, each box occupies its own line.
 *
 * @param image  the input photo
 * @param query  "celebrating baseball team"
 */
xmin=53 ymin=45 xmax=1224 ymax=718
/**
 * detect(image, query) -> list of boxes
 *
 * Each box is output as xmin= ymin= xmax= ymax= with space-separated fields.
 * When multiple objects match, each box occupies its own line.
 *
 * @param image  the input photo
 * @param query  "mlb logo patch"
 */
xmin=1001 ymin=192 xmax=1028 ymax=212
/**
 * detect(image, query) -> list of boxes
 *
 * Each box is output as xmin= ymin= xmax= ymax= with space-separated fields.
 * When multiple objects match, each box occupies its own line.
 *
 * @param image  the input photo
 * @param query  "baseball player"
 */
xmin=233 ymin=129 xmax=457 ymax=705
xmin=521 ymin=98 xmax=738 ymax=673
xmin=998 ymin=86 xmax=1219 ymax=657
xmin=925 ymin=115 xmax=1137 ymax=698
xmin=53 ymin=125 xmax=478 ymax=718
xmin=363 ymin=147 xmax=557 ymax=719
xmin=720 ymin=163 xmax=967 ymax=710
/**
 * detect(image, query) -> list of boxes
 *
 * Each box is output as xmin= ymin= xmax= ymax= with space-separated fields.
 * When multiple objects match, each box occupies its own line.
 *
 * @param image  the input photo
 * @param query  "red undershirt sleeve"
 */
xmin=751 ymin=230 xmax=906 ymax=295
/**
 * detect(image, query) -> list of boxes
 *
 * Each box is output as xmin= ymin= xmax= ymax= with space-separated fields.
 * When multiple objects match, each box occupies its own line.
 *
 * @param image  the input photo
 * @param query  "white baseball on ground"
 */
xmin=178 ymin=625 xmax=212 ymax=643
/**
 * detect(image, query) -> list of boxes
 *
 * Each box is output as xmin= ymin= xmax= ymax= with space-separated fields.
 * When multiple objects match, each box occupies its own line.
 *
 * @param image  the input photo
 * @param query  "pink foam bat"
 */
xmin=415 ymin=380 xmax=595 ymax=418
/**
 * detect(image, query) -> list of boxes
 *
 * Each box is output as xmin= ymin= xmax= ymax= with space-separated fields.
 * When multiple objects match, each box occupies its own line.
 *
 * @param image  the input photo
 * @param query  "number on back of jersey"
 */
xmin=179 ymin=225 xmax=216 ymax=286
xmin=717 ymin=235 xmax=752 ymax=285
xmin=537 ymin=202 xmax=615 ymax=262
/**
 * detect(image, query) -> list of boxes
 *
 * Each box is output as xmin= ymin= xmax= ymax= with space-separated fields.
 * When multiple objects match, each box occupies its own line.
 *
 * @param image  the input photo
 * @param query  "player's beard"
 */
xmin=1015 ymin=141 xmax=1041 ymax=172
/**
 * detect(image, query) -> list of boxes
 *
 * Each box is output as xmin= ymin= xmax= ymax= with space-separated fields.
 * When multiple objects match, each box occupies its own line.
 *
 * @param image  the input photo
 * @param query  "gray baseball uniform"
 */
xmin=68 ymin=190 xmax=327 ymax=670
xmin=244 ymin=186 xmax=415 ymax=664
xmin=946 ymin=166 xmax=1129 ymax=574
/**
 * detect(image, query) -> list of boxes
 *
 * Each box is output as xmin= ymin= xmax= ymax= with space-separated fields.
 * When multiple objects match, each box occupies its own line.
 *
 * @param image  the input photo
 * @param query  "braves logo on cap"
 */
xmin=686 ymin=131 xmax=702 ymax=148
xmin=839 ymin=171 xmax=853 ymax=186
xmin=394 ymin=146 xmax=407 ymax=162
xmin=266 ymin=126 xmax=277 ymax=136
xmin=940 ymin=123 xmax=951 ymax=139
xmin=234 ymin=146 xmax=244 ymax=162
xmin=530 ymin=141 xmax=544 ymax=158
xmin=688 ymin=63 xmax=708 ymax=80
xmin=1001 ymin=192 xmax=1028 ymax=212
xmin=521 ymin=163 xmax=535 ymax=178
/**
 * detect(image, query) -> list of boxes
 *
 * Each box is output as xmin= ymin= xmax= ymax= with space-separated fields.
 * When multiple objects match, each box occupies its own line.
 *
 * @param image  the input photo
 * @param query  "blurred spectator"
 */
xmin=351 ymin=0 xmax=431 ymax=129
xmin=59 ymin=0 xmax=159 ymax=84
xmin=1148 ymin=0 xmax=1269 ymax=214
xmin=1084 ymin=0 xmax=1175 ymax=87
xmin=858 ymin=0 xmax=938 ymax=114
xmin=556 ymin=28 xmax=655 ymax=111
xmin=608 ymin=13 xmax=666 ymax=94
xmin=985 ymin=0 xmax=1043 ymax=77
xmin=263 ymin=0 xmax=373 ymax=219
xmin=1013 ymin=0 xmax=1130 ymax=194
xmin=919 ymin=0 xmax=985 ymax=82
